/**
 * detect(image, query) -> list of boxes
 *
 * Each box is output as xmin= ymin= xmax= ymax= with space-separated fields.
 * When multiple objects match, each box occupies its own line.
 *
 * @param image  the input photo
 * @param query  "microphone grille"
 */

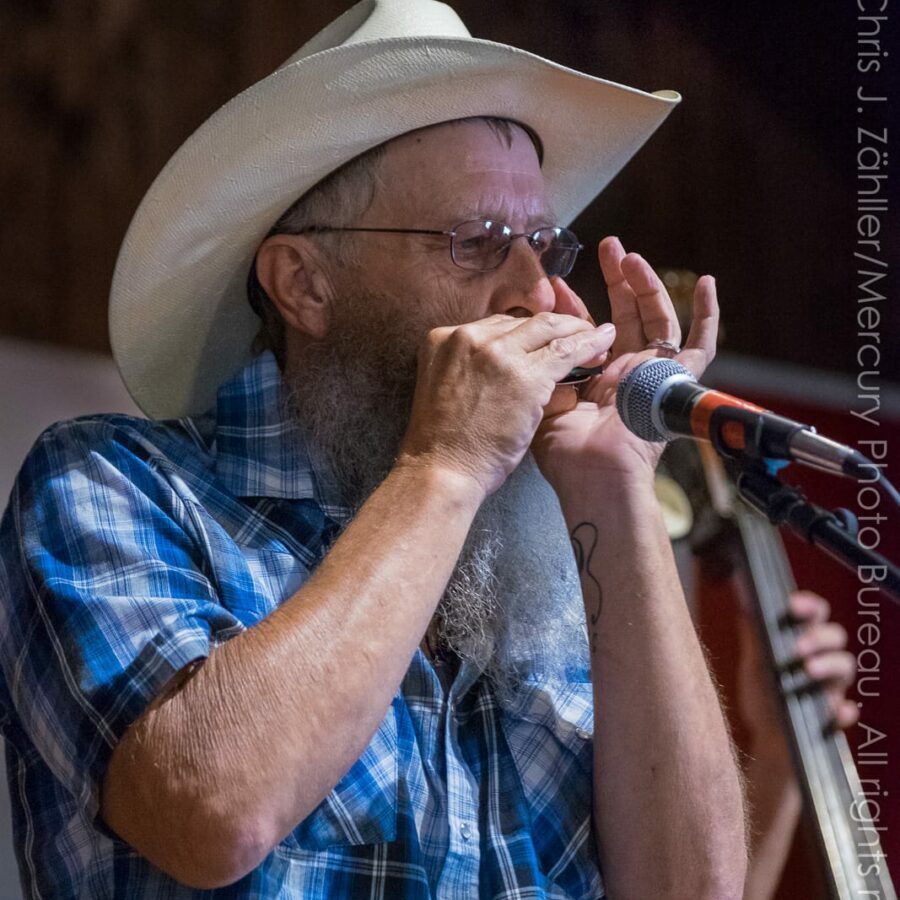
xmin=616 ymin=358 xmax=693 ymax=442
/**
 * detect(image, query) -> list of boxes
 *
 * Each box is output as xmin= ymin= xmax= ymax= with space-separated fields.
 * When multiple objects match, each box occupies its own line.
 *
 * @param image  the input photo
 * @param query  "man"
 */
xmin=0 ymin=1 xmax=856 ymax=897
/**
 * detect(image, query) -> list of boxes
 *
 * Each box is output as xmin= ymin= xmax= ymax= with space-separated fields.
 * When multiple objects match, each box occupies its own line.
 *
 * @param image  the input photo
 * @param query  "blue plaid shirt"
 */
xmin=0 ymin=351 xmax=603 ymax=899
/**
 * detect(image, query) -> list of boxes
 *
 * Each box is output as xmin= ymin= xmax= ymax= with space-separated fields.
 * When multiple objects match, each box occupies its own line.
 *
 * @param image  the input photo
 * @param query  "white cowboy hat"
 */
xmin=110 ymin=0 xmax=680 ymax=419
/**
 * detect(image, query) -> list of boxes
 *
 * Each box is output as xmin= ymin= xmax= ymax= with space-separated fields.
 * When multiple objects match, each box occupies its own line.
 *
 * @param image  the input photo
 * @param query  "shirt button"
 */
xmin=575 ymin=727 xmax=592 ymax=740
xmin=460 ymin=822 xmax=473 ymax=841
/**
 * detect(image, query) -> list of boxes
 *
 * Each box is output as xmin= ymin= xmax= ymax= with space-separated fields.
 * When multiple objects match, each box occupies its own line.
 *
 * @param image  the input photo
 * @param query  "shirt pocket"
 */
xmin=277 ymin=701 xmax=399 ymax=853
xmin=501 ymin=679 xmax=601 ymax=899
xmin=502 ymin=678 xmax=595 ymax=788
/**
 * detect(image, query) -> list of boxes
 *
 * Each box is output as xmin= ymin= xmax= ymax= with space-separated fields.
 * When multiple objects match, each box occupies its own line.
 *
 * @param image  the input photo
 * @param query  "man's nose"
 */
xmin=488 ymin=239 xmax=556 ymax=317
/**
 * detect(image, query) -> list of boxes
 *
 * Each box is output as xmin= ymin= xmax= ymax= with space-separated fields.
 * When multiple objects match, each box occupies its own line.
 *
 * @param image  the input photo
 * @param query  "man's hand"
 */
xmin=738 ymin=590 xmax=859 ymax=754
xmin=398 ymin=312 xmax=616 ymax=497
xmin=532 ymin=236 xmax=719 ymax=493
xmin=739 ymin=591 xmax=857 ymax=900
xmin=536 ymin=237 xmax=747 ymax=895
xmin=789 ymin=591 xmax=859 ymax=728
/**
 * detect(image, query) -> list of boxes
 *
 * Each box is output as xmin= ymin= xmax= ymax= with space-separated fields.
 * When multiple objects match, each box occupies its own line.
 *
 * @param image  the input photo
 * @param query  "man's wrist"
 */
xmin=391 ymin=453 xmax=488 ymax=512
xmin=554 ymin=470 xmax=661 ymax=530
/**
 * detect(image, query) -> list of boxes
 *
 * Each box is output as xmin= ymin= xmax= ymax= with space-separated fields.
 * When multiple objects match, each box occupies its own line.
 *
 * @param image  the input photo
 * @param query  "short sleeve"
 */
xmin=0 ymin=419 xmax=243 ymax=826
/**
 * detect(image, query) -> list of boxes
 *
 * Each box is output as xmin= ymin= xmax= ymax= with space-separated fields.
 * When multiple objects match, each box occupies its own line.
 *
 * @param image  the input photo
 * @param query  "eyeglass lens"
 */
xmin=450 ymin=220 xmax=580 ymax=278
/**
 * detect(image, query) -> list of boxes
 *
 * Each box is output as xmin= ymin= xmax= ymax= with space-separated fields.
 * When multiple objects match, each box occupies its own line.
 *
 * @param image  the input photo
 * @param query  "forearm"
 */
xmin=563 ymin=479 xmax=747 ymax=898
xmin=102 ymin=461 xmax=483 ymax=887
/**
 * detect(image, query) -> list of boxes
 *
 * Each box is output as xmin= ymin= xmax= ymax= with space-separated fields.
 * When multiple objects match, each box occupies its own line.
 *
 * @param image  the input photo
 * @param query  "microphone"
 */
xmin=616 ymin=358 xmax=873 ymax=479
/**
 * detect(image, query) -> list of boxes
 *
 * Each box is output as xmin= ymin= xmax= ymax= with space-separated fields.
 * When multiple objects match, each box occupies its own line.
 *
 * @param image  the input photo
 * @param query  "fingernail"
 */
xmin=597 ymin=323 xmax=616 ymax=335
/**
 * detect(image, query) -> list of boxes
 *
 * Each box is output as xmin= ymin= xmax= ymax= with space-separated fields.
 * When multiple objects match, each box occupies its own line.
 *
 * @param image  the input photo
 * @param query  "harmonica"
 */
xmin=558 ymin=365 xmax=603 ymax=385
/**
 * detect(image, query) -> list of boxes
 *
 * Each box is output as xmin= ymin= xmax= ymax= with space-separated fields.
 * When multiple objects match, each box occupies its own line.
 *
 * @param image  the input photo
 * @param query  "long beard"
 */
xmin=281 ymin=287 xmax=588 ymax=702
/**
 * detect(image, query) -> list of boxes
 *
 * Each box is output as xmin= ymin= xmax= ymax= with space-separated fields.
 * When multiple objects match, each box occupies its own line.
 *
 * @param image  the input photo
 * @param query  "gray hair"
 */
xmin=246 ymin=117 xmax=540 ymax=366
xmin=246 ymin=144 xmax=388 ymax=365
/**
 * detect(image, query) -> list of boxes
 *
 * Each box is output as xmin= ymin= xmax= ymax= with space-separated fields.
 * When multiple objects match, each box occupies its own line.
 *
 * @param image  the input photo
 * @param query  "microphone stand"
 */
xmin=732 ymin=462 xmax=900 ymax=604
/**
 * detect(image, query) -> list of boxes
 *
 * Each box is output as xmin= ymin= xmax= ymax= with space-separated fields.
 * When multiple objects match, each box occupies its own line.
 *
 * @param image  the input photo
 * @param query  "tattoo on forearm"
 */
xmin=571 ymin=522 xmax=603 ymax=649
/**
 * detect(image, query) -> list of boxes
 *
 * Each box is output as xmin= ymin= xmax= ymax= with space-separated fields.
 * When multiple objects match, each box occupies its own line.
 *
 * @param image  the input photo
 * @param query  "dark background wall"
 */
xmin=1 ymin=0 xmax=897 ymax=379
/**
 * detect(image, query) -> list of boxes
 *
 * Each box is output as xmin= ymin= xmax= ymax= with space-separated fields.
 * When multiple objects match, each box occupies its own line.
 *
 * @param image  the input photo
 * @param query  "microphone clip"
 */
xmin=733 ymin=460 xmax=900 ymax=603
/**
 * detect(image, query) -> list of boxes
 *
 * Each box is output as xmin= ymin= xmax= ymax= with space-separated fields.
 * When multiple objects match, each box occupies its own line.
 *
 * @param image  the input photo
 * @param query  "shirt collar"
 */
xmin=209 ymin=351 xmax=349 ymax=515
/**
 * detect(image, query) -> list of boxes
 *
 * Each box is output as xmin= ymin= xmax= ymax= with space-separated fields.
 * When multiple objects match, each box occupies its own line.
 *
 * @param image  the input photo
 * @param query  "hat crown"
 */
xmin=281 ymin=0 xmax=471 ymax=69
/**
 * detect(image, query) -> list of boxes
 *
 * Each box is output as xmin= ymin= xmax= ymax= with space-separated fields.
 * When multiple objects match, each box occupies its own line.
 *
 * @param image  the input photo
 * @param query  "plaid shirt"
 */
xmin=0 ymin=351 xmax=603 ymax=899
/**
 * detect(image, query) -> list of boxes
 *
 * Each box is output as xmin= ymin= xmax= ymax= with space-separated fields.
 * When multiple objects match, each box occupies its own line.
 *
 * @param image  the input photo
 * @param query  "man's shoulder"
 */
xmin=12 ymin=411 xmax=213 ymax=504
xmin=1 ymin=411 xmax=223 ymax=581
xmin=35 ymin=409 xmax=201 ymax=452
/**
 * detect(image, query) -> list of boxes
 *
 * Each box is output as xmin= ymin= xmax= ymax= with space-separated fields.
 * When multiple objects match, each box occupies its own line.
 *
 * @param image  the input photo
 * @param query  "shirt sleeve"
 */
xmin=0 ymin=417 xmax=243 ymax=830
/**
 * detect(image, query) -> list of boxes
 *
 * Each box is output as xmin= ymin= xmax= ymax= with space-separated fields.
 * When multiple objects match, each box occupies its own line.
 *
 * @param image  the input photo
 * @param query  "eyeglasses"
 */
xmin=301 ymin=218 xmax=584 ymax=278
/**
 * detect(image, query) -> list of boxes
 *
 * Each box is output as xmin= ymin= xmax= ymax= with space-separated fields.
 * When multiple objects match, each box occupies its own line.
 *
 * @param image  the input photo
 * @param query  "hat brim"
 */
xmin=110 ymin=36 xmax=679 ymax=419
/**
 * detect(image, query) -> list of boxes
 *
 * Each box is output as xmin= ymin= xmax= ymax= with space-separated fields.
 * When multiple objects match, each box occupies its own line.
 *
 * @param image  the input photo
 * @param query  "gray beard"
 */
xmin=281 ymin=289 xmax=588 ymax=702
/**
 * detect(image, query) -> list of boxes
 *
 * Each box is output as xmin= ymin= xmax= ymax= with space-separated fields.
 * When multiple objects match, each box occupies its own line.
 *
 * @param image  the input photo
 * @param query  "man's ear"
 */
xmin=254 ymin=234 xmax=335 ymax=340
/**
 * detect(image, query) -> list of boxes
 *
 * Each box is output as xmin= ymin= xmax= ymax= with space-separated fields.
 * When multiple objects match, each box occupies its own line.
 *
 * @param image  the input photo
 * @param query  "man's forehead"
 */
xmin=376 ymin=121 xmax=552 ymax=222
xmin=440 ymin=187 xmax=555 ymax=223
